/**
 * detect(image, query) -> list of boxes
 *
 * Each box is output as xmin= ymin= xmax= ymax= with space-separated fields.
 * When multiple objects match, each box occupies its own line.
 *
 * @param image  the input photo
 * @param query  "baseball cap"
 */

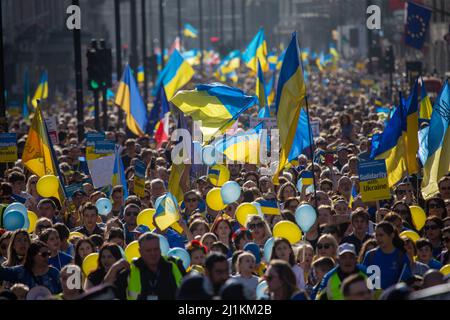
xmin=338 ymin=243 xmax=356 ymax=256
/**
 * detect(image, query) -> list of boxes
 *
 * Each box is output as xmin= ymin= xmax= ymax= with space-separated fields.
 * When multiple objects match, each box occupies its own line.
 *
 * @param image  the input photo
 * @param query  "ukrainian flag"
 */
xmin=227 ymin=70 xmax=238 ymax=84
xmin=300 ymin=171 xmax=314 ymax=186
xmin=266 ymin=72 xmax=276 ymax=107
xmin=404 ymin=79 xmax=419 ymax=175
xmin=242 ymin=28 xmax=268 ymax=73
xmin=419 ymin=80 xmax=433 ymax=125
xmin=112 ymin=145 xmax=129 ymax=201
xmin=152 ymin=49 xmax=195 ymax=101
xmin=182 ymin=49 xmax=201 ymax=66
xmin=276 ymin=50 xmax=286 ymax=71
xmin=137 ymin=65 xmax=145 ymax=83
xmin=288 ymin=107 xmax=313 ymax=162
xmin=268 ymin=52 xmax=278 ymax=71
xmin=257 ymin=199 xmax=280 ymax=215
xmin=170 ymin=83 xmax=258 ymax=141
xmin=183 ymin=23 xmax=199 ymax=38
xmin=371 ymin=94 xmax=407 ymax=187
xmin=32 ymin=71 xmax=48 ymax=108
xmin=349 ymin=183 xmax=358 ymax=209
xmin=273 ymin=32 xmax=307 ymax=184
xmin=421 ymin=80 xmax=450 ymax=199
xmin=115 ymin=65 xmax=148 ymax=136
xmin=216 ymin=50 xmax=241 ymax=76
xmin=214 ymin=123 xmax=262 ymax=164
xmin=256 ymin=59 xmax=270 ymax=118
xmin=154 ymin=192 xmax=180 ymax=231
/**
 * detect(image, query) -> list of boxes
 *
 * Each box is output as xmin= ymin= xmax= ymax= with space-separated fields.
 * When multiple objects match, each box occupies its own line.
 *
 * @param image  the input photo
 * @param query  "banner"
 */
xmin=134 ymin=159 xmax=146 ymax=198
xmin=0 ymin=133 xmax=18 ymax=163
xmin=359 ymin=160 xmax=391 ymax=202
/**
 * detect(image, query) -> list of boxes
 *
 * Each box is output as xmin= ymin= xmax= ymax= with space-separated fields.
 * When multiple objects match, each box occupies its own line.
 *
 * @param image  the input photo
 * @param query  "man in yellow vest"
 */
xmin=127 ymin=232 xmax=183 ymax=300
xmin=316 ymin=243 xmax=368 ymax=300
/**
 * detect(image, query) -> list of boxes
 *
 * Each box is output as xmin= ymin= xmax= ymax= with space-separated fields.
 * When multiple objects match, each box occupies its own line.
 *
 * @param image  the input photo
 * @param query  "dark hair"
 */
xmin=24 ymin=241 xmax=49 ymax=272
xmin=270 ymin=238 xmax=296 ymax=266
xmin=210 ymin=241 xmax=229 ymax=256
xmin=232 ymin=229 xmax=252 ymax=249
xmin=392 ymin=201 xmax=415 ymax=230
xmin=425 ymin=197 xmax=447 ymax=218
xmin=96 ymin=243 xmax=123 ymax=272
xmin=416 ymin=238 xmax=433 ymax=251
xmin=186 ymin=240 xmax=208 ymax=256
xmin=38 ymin=228 xmax=59 ymax=243
xmin=7 ymin=171 xmax=26 ymax=184
xmin=53 ymin=223 xmax=70 ymax=241
xmin=312 ymin=256 xmax=335 ymax=273
xmin=341 ymin=273 xmax=368 ymax=297
xmin=425 ymin=216 xmax=444 ymax=230
xmin=211 ymin=217 xmax=233 ymax=245
xmin=268 ymin=259 xmax=299 ymax=299
xmin=230 ymin=250 xmax=244 ymax=275
xmin=358 ymin=239 xmax=378 ymax=264
xmin=205 ymin=252 xmax=228 ymax=273
xmin=107 ymin=227 xmax=125 ymax=242
xmin=37 ymin=198 xmax=57 ymax=210
xmin=80 ymin=202 xmax=98 ymax=215
xmin=74 ymin=238 xmax=95 ymax=267
xmin=89 ymin=234 xmax=104 ymax=248
xmin=375 ymin=221 xmax=405 ymax=253
xmin=5 ymin=229 xmax=31 ymax=267
xmin=351 ymin=208 xmax=369 ymax=223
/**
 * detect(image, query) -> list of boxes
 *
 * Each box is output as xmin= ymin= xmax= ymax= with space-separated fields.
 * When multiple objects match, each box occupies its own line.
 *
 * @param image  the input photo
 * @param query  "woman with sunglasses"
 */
xmin=270 ymin=238 xmax=306 ymax=290
xmin=423 ymin=216 xmax=444 ymax=259
xmin=39 ymin=228 xmax=73 ymax=271
xmin=315 ymin=234 xmax=338 ymax=262
xmin=425 ymin=197 xmax=447 ymax=220
xmin=0 ymin=241 xmax=62 ymax=294
xmin=362 ymin=222 xmax=412 ymax=290
xmin=264 ymin=260 xmax=308 ymax=300
xmin=182 ymin=191 xmax=202 ymax=220
xmin=392 ymin=201 xmax=417 ymax=232
xmin=245 ymin=215 xmax=272 ymax=248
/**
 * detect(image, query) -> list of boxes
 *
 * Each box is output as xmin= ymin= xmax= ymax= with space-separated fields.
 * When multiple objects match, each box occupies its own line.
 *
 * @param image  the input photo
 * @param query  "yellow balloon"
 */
xmin=137 ymin=208 xmax=156 ymax=230
xmin=400 ymin=230 xmax=420 ymax=242
xmin=206 ymin=188 xmax=226 ymax=211
xmin=273 ymin=221 xmax=302 ymax=244
xmin=440 ymin=264 xmax=450 ymax=276
xmin=82 ymin=253 xmax=99 ymax=276
xmin=36 ymin=175 xmax=60 ymax=198
xmin=125 ymin=241 xmax=141 ymax=262
xmin=409 ymin=206 xmax=426 ymax=231
xmin=235 ymin=203 xmax=259 ymax=227
xmin=208 ymin=164 xmax=230 ymax=187
xmin=27 ymin=211 xmax=38 ymax=233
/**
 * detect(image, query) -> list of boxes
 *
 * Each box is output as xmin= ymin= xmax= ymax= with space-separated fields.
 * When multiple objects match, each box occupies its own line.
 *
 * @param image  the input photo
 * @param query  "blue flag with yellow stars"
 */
xmin=405 ymin=1 xmax=432 ymax=50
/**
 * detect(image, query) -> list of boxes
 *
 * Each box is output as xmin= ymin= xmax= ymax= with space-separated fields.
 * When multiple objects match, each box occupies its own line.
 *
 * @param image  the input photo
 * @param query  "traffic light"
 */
xmin=86 ymin=39 xmax=113 ymax=91
xmin=98 ymin=39 xmax=113 ymax=88
xmin=383 ymin=46 xmax=395 ymax=74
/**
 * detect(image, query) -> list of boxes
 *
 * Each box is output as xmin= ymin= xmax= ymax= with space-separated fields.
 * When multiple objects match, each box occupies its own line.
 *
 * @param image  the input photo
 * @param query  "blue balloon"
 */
xmin=256 ymin=281 xmax=269 ymax=300
xmin=96 ymin=198 xmax=112 ymax=216
xmin=295 ymin=204 xmax=317 ymax=233
xmin=202 ymin=145 xmax=216 ymax=166
xmin=155 ymin=234 xmax=170 ymax=256
xmin=168 ymin=247 xmax=191 ymax=270
xmin=220 ymin=181 xmax=241 ymax=204
xmin=4 ymin=202 xmax=27 ymax=216
xmin=243 ymin=242 xmax=261 ymax=264
xmin=3 ymin=211 xmax=26 ymax=231
xmin=263 ymin=237 xmax=274 ymax=263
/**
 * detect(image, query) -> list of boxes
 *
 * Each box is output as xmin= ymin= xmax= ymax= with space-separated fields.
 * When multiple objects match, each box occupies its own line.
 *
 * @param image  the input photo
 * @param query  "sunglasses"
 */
xmin=126 ymin=211 xmax=139 ymax=217
xmin=317 ymin=243 xmax=333 ymax=250
xmin=185 ymin=198 xmax=198 ymax=203
xmin=424 ymin=225 xmax=439 ymax=231
xmin=38 ymin=251 xmax=51 ymax=258
xmin=428 ymin=203 xmax=443 ymax=209
xmin=248 ymin=222 xmax=264 ymax=230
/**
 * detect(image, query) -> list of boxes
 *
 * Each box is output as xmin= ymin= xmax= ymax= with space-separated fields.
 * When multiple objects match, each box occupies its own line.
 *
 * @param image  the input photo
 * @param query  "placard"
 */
xmin=45 ymin=116 xmax=59 ymax=145
xmin=310 ymin=120 xmax=320 ymax=138
xmin=359 ymin=160 xmax=391 ymax=202
xmin=0 ymin=133 xmax=18 ymax=163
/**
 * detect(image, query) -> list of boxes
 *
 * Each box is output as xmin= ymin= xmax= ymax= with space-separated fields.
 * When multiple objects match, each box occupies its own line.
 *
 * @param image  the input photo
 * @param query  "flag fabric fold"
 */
xmin=32 ymin=71 xmax=48 ymax=108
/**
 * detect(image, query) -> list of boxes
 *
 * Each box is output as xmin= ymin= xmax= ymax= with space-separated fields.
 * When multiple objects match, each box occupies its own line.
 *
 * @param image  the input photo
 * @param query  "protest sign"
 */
xmin=359 ymin=160 xmax=391 ymax=202
xmin=86 ymin=132 xmax=106 ymax=160
xmin=310 ymin=120 xmax=320 ymax=138
xmin=0 ymin=133 xmax=18 ymax=163
xmin=45 ymin=116 xmax=59 ymax=145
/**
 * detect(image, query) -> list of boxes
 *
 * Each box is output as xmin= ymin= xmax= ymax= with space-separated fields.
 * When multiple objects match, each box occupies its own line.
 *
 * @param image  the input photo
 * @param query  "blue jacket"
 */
xmin=0 ymin=265 xmax=62 ymax=294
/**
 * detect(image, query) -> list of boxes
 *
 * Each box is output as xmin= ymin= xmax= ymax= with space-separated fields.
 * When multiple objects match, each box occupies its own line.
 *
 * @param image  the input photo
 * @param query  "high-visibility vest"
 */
xmin=325 ymin=270 xmax=367 ymax=300
xmin=127 ymin=257 xmax=183 ymax=300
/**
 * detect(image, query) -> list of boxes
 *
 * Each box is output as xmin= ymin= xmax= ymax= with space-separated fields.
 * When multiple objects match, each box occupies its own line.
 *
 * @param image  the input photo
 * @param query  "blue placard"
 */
xmin=94 ymin=141 xmax=115 ymax=154
xmin=86 ymin=132 xmax=105 ymax=146
xmin=65 ymin=183 xmax=84 ymax=200
xmin=135 ymin=159 xmax=146 ymax=178
xmin=0 ymin=133 xmax=17 ymax=147
xmin=359 ymin=160 xmax=388 ymax=182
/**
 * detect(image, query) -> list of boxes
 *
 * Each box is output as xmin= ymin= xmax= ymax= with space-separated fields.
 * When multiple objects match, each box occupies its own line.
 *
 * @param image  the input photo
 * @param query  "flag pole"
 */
xmin=297 ymin=36 xmax=318 ymax=209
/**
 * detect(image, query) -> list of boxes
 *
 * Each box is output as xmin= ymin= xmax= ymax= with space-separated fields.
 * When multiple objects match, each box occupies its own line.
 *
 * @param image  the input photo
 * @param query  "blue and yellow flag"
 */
xmin=257 ymin=199 xmax=280 ymax=215
xmin=115 ymin=65 xmax=148 ymax=136
xmin=371 ymin=94 xmax=407 ymax=187
xmin=273 ymin=33 xmax=307 ymax=184
xmin=268 ymin=52 xmax=278 ymax=71
xmin=182 ymin=49 xmax=201 ymax=66
xmin=171 ymin=83 xmax=258 ymax=141
xmin=287 ymin=108 xmax=313 ymax=162
xmin=137 ymin=65 xmax=145 ymax=83
xmin=154 ymin=192 xmax=180 ymax=231
xmin=404 ymin=79 xmax=419 ymax=175
xmin=256 ymin=59 xmax=270 ymax=118
xmin=112 ymin=145 xmax=129 ymax=201
xmin=22 ymin=70 xmax=30 ymax=119
xmin=349 ymin=183 xmax=358 ymax=209
xmin=242 ymin=28 xmax=268 ymax=73
xmin=421 ymin=80 xmax=450 ymax=199
xmin=266 ymin=72 xmax=276 ymax=107
xmin=276 ymin=50 xmax=286 ymax=71
xmin=32 ymin=71 xmax=48 ymax=108
xmin=419 ymin=80 xmax=433 ymax=125
xmin=152 ymin=49 xmax=195 ymax=101
xmin=183 ymin=23 xmax=199 ymax=38
xmin=215 ymin=50 xmax=241 ymax=78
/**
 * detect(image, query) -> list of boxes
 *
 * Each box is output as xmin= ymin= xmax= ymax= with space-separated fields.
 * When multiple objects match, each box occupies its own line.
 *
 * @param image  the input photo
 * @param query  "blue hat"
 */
xmin=133 ymin=225 xmax=151 ymax=234
xmin=243 ymin=242 xmax=261 ymax=264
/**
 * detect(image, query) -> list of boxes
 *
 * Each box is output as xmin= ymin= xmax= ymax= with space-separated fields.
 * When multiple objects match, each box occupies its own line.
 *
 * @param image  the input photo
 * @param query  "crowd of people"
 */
xmin=0 ymin=58 xmax=449 ymax=301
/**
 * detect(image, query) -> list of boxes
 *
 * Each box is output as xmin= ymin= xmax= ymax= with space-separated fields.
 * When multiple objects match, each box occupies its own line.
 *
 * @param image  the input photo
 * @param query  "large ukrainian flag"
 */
xmin=171 ymin=83 xmax=258 ymax=141
xmin=371 ymin=95 xmax=407 ymax=188
xmin=115 ymin=65 xmax=148 ymax=136
xmin=152 ymin=49 xmax=195 ymax=101
xmin=31 ymin=71 xmax=48 ymax=108
xmin=404 ymin=79 xmax=419 ymax=175
xmin=421 ymin=80 xmax=450 ymax=199
xmin=242 ymin=28 xmax=268 ymax=73
xmin=273 ymin=32 xmax=307 ymax=184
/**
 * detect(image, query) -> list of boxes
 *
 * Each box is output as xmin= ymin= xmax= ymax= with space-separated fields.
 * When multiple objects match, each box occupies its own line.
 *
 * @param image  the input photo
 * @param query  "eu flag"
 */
xmin=405 ymin=1 xmax=432 ymax=50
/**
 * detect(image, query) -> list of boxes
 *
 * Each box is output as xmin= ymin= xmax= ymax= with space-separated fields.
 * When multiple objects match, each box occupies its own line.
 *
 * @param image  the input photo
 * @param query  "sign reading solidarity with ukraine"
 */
xmin=359 ymin=160 xmax=391 ymax=202
xmin=134 ymin=159 xmax=146 ymax=198
xmin=0 ymin=133 xmax=18 ymax=163
xmin=86 ymin=132 xmax=106 ymax=160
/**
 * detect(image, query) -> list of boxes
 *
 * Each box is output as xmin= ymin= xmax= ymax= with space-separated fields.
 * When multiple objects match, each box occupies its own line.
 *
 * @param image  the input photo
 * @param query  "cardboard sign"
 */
xmin=45 ymin=116 xmax=59 ymax=145
xmin=359 ymin=160 xmax=391 ymax=202
xmin=0 ymin=133 xmax=18 ymax=163
xmin=310 ymin=120 xmax=320 ymax=138
xmin=134 ymin=160 xmax=146 ymax=198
